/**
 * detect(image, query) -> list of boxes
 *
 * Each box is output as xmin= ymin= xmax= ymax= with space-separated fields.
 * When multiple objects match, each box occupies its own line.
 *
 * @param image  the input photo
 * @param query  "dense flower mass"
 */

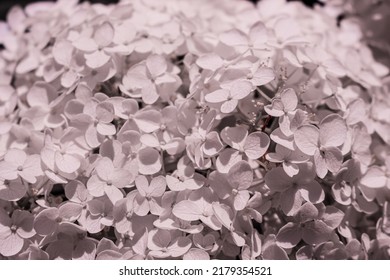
xmin=0 ymin=0 xmax=389 ymax=260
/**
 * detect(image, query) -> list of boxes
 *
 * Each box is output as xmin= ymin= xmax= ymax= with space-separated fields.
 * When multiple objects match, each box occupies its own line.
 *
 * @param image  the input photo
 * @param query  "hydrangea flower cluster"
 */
xmin=0 ymin=0 xmax=389 ymax=260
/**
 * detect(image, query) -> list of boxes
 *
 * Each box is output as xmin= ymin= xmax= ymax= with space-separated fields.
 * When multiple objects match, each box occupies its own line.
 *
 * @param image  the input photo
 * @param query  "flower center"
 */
xmin=10 ymin=224 xmax=17 ymax=233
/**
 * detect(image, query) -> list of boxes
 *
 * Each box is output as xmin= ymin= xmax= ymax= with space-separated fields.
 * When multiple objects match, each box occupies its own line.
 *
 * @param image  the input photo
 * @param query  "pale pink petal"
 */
xmin=212 ymin=202 xmax=234 ymax=230
xmin=5 ymin=149 xmax=27 ymax=166
xmin=322 ymin=206 xmax=345 ymax=229
xmin=219 ymin=29 xmax=248 ymax=46
xmin=87 ymin=175 xmax=106 ymax=197
xmin=347 ymin=99 xmax=366 ymax=125
xmin=196 ymin=54 xmax=224 ymax=71
xmin=85 ymin=50 xmax=111 ymax=69
xmin=360 ymin=166 xmax=387 ymax=189
xmin=65 ymin=180 xmax=89 ymax=203
xmin=137 ymin=148 xmax=161 ymax=175
xmin=264 ymin=167 xmax=291 ymax=192
xmin=294 ymin=125 xmax=319 ymax=156
xmin=123 ymin=71 xmax=150 ymax=90
xmin=280 ymin=88 xmax=298 ymax=112
xmin=228 ymin=160 xmax=253 ymax=190
xmin=95 ymin=158 xmax=114 ymax=181
xmin=149 ymin=176 xmax=166 ymax=197
xmin=295 ymin=202 xmax=319 ymax=223
xmin=221 ymin=99 xmax=238 ymax=113
xmin=135 ymin=175 xmax=149 ymax=197
xmin=249 ymin=21 xmax=268 ymax=46
xmin=167 ymin=236 xmax=192 ymax=257
xmin=234 ymin=190 xmax=250 ymax=211
xmin=251 ymin=67 xmax=275 ymax=86
xmin=97 ymin=123 xmax=116 ymax=135
xmin=0 ymin=232 xmax=24 ymax=256
xmin=94 ymin=21 xmax=115 ymax=48
xmin=230 ymin=80 xmax=253 ymax=100
xmin=302 ymin=220 xmax=332 ymax=245
xmin=55 ymin=152 xmax=80 ymax=174
xmin=215 ymin=149 xmax=243 ymax=173
xmin=205 ymin=89 xmax=229 ymax=103
xmin=319 ymin=114 xmax=347 ymax=147
xmin=140 ymin=134 xmax=160 ymax=148
xmin=280 ymin=187 xmax=303 ymax=216
xmin=0 ymin=180 xmax=27 ymax=201
xmin=73 ymin=37 xmax=98 ymax=52
xmin=313 ymin=150 xmax=328 ymax=179
xmin=324 ymin=147 xmax=343 ymax=173
xmin=183 ymin=248 xmax=210 ymax=260
xmin=244 ymin=132 xmax=270 ymax=159
xmin=270 ymin=127 xmax=296 ymax=150
xmin=34 ymin=208 xmax=59 ymax=236
xmin=262 ymin=242 xmax=288 ymax=260
xmin=141 ymin=84 xmax=159 ymax=104
xmin=172 ymin=200 xmax=202 ymax=221
xmin=0 ymin=162 xmax=18 ymax=180
xmin=323 ymin=59 xmax=346 ymax=77
xmin=61 ymin=70 xmax=78 ymax=88
xmin=13 ymin=210 xmax=35 ymax=239
xmin=264 ymin=99 xmax=284 ymax=117
xmin=299 ymin=181 xmax=325 ymax=204
xmin=73 ymin=239 xmax=96 ymax=260
xmin=231 ymin=231 xmax=246 ymax=246
xmin=96 ymin=101 xmax=114 ymax=123
xmin=134 ymin=110 xmax=162 ymax=133
xmin=220 ymin=126 xmax=247 ymax=150
xmin=105 ymin=185 xmax=123 ymax=204
xmin=85 ymin=125 xmax=103 ymax=148
xmin=16 ymin=52 xmax=40 ymax=74
xmin=276 ymin=222 xmax=302 ymax=249
xmin=112 ymin=169 xmax=131 ymax=189
xmin=27 ymin=81 xmax=56 ymax=107
xmin=52 ymin=40 xmax=73 ymax=66
xmin=203 ymin=131 xmax=224 ymax=156
xmin=146 ymin=54 xmax=167 ymax=78
xmin=147 ymin=229 xmax=171 ymax=250
xmin=59 ymin=202 xmax=82 ymax=222
xmin=131 ymin=229 xmax=148 ymax=256
xmin=283 ymin=161 xmax=299 ymax=177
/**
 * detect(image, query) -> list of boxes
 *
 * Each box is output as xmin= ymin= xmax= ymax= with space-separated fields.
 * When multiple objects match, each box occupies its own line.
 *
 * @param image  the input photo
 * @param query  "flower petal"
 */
xmin=244 ymin=132 xmax=270 ymax=159
xmin=360 ymin=166 xmax=387 ymax=189
xmin=230 ymin=80 xmax=253 ymax=100
xmin=146 ymin=54 xmax=167 ymax=78
xmin=196 ymin=54 xmax=224 ymax=71
xmin=276 ymin=222 xmax=302 ymax=249
xmin=228 ymin=160 xmax=253 ymax=190
xmin=94 ymin=21 xmax=114 ymax=48
xmin=137 ymin=147 xmax=161 ymax=175
xmin=55 ymin=152 xmax=80 ymax=174
xmin=313 ymin=150 xmax=328 ymax=179
xmin=280 ymin=88 xmax=297 ymax=112
xmin=299 ymin=180 xmax=325 ymax=204
xmin=294 ymin=125 xmax=319 ymax=156
xmin=172 ymin=200 xmax=203 ymax=221
xmin=319 ymin=114 xmax=347 ymax=147
xmin=302 ymin=220 xmax=332 ymax=246
xmin=205 ymin=89 xmax=229 ymax=103
xmin=0 ymin=232 xmax=24 ymax=256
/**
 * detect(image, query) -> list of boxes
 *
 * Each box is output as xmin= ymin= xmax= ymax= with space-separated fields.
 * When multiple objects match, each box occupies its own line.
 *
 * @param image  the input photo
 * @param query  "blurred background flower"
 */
xmin=1 ymin=0 xmax=388 ymax=67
